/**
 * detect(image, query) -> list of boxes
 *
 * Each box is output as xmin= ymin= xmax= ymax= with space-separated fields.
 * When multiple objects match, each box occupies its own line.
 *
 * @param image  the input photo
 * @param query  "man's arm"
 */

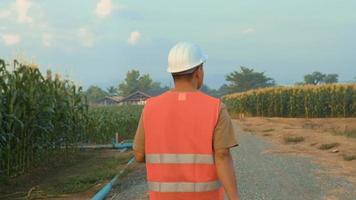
xmin=133 ymin=111 xmax=146 ymax=163
xmin=214 ymin=148 xmax=240 ymax=200
xmin=213 ymin=102 xmax=240 ymax=200
xmin=134 ymin=151 xmax=145 ymax=163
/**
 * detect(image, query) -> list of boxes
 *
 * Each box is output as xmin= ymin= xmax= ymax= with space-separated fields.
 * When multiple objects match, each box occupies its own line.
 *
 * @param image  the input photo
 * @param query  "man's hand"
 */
xmin=134 ymin=151 xmax=145 ymax=163
xmin=214 ymin=148 xmax=240 ymax=200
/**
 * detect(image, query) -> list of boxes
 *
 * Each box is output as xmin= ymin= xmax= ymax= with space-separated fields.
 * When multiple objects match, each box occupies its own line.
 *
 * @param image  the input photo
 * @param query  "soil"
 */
xmin=0 ymin=149 xmax=133 ymax=200
xmin=235 ymin=117 xmax=356 ymax=184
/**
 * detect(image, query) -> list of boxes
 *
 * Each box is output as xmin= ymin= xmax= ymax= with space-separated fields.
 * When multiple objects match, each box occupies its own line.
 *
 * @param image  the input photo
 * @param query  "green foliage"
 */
xmin=333 ymin=129 xmax=356 ymax=138
xmin=84 ymin=85 xmax=108 ymax=103
xmin=318 ymin=143 xmax=339 ymax=150
xmin=85 ymin=105 xmax=143 ymax=144
xmin=225 ymin=66 xmax=275 ymax=93
xmin=0 ymin=59 xmax=143 ymax=178
xmin=283 ymin=136 xmax=305 ymax=144
xmin=200 ymin=84 xmax=221 ymax=97
xmin=106 ymin=86 xmax=117 ymax=96
xmin=303 ymin=71 xmax=338 ymax=85
xmin=343 ymin=154 xmax=356 ymax=161
xmin=323 ymin=74 xmax=338 ymax=84
xmin=0 ymin=59 xmax=88 ymax=177
xmin=118 ymin=69 xmax=168 ymax=96
xmin=304 ymin=72 xmax=325 ymax=85
xmin=222 ymin=84 xmax=356 ymax=118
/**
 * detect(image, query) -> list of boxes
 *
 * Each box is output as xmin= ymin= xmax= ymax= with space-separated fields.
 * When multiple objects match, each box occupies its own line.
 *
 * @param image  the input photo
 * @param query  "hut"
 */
xmin=95 ymin=90 xmax=151 ymax=106
xmin=95 ymin=96 xmax=124 ymax=106
xmin=116 ymin=90 xmax=151 ymax=105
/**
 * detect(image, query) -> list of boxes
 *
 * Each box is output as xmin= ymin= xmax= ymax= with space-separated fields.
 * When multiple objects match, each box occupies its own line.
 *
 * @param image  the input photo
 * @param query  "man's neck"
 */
xmin=170 ymin=87 xmax=198 ymax=92
xmin=171 ymin=80 xmax=200 ymax=92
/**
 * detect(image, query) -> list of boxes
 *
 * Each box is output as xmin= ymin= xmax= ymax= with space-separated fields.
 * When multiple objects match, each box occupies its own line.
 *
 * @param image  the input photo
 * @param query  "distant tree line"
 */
xmin=296 ymin=71 xmax=339 ymax=85
xmin=84 ymin=66 xmax=350 ymax=103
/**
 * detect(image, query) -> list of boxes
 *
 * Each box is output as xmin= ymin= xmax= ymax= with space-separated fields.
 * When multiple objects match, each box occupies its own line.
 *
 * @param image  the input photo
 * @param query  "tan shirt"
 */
xmin=133 ymin=101 xmax=238 ymax=153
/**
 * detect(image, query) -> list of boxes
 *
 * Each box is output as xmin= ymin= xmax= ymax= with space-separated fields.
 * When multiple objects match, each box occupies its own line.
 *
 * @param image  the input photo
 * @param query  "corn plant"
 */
xmin=0 ymin=59 xmax=142 ymax=178
xmin=85 ymin=105 xmax=143 ymax=144
xmin=222 ymin=84 xmax=356 ymax=118
xmin=0 ymin=59 xmax=88 ymax=177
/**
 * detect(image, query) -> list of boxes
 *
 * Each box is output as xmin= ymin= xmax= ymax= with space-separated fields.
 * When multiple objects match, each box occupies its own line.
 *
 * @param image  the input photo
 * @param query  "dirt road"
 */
xmin=107 ymin=121 xmax=356 ymax=200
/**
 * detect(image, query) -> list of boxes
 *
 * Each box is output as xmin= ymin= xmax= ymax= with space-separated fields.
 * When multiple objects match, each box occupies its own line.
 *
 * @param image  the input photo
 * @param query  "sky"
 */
xmin=0 ymin=0 xmax=355 ymax=90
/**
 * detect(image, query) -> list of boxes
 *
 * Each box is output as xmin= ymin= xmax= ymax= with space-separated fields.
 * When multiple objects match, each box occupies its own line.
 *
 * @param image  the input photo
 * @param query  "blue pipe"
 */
xmin=91 ymin=175 xmax=118 ymax=200
xmin=91 ymin=157 xmax=135 ymax=200
xmin=112 ymin=143 xmax=133 ymax=149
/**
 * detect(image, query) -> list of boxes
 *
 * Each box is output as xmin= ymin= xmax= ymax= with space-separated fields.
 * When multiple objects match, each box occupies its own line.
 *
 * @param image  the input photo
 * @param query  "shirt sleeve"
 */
xmin=213 ymin=102 xmax=239 ymax=150
xmin=133 ymin=111 xmax=145 ymax=153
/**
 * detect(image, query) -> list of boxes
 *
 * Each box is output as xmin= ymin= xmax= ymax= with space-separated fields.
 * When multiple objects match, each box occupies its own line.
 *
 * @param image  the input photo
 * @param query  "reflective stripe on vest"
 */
xmin=148 ymin=181 xmax=221 ymax=192
xmin=146 ymin=154 xmax=214 ymax=164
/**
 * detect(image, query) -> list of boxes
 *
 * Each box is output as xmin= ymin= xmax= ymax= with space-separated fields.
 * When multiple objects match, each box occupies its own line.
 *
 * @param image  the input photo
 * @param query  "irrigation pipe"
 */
xmin=91 ymin=155 xmax=136 ymax=200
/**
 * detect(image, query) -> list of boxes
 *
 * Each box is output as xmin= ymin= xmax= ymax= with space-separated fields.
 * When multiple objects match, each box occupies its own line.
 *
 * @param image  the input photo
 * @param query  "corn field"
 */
xmin=0 ymin=59 xmax=89 ymax=177
xmin=222 ymin=84 xmax=356 ymax=118
xmin=0 ymin=59 xmax=143 ymax=177
xmin=85 ymin=105 xmax=143 ymax=144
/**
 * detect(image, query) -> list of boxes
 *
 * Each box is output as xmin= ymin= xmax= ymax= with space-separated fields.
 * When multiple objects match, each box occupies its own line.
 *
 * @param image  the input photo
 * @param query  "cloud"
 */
xmin=0 ymin=0 xmax=33 ymax=23
xmin=242 ymin=28 xmax=256 ymax=34
xmin=42 ymin=33 xmax=52 ymax=47
xmin=128 ymin=31 xmax=141 ymax=46
xmin=95 ymin=0 xmax=126 ymax=18
xmin=95 ymin=0 xmax=113 ymax=18
xmin=78 ymin=27 xmax=94 ymax=47
xmin=15 ymin=0 xmax=33 ymax=23
xmin=1 ymin=34 xmax=21 ymax=45
xmin=0 ymin=10 xmax=11 ymax=19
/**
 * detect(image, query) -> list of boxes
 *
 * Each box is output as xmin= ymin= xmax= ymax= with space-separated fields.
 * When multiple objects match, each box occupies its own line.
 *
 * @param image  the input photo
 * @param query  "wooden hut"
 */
xmin=95 ymin=90 xmax=151 ymax=106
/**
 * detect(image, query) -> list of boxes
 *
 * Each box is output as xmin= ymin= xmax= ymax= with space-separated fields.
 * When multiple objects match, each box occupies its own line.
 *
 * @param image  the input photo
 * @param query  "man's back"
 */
xmin=143 ymin=90 xmax=220 ymax=154
xmin=142 ymin=90 xmax=225 ymax=200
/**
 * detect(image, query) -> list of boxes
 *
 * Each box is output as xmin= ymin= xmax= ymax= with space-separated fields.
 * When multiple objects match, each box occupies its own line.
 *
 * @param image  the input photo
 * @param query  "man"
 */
xmin=133 ymin=42 xmax=240 ymax=200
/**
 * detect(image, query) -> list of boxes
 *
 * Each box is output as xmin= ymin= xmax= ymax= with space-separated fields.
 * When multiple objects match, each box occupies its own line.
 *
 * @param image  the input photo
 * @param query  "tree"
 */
xmin=304 ymin=72 xmax=326 ymax=85
xmin=225 ymin=66 xmax=275 ymax=93
xmin=217 ymin=84 xmax=233 ymax=96
xmin=107 ymin=86 xmax=117 ymax=96
xmin=200 ymin=84 xmax=220 ymax=97
xmin=303 ymin=71 xmax=338 ymax=85
xmin=118 ymin=69 xmax=168 ymax=96
xmin=85 ymin=85 xmax=108 ymax=103
xmin=147 ymin=84 xmax=170 ymax=96
xmin=323 ymin=74 xmax=338 ymax=84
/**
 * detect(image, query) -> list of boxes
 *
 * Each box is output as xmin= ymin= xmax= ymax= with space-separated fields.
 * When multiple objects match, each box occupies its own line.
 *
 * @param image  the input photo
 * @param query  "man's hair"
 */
xmin=171 ymin=64 xmax=202 ymax=81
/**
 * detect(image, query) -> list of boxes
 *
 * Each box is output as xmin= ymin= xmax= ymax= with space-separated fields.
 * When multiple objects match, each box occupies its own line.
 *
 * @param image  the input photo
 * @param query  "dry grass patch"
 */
xmin=333 ymin=129 xmax=356 ymax=138
xmin=318 ymin=143 xmax=340 ymax=150
xmin=262 ymin=129 xmax=274 ymax=132
xmin=283 ymin=136 xmax=305 ymax=144
xmin=343 ymin=154 xmax=356 ymax=161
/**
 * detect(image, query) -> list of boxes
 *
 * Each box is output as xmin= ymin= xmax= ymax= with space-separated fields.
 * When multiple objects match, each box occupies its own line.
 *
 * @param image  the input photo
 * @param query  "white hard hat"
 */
xmin=167 ymin=42 xmax=208 ymax=73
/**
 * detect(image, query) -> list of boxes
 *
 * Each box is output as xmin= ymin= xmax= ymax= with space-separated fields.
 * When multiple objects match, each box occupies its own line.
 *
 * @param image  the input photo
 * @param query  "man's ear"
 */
xmin=192 ymin=68 xmax=199 ymax=79
xmin=197 ymin=66 xmax=203 ymax=79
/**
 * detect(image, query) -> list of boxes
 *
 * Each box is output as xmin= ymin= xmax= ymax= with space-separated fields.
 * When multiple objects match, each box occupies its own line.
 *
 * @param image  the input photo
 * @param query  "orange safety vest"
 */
xmin=143 ymin=90 xmax=224 ymax=200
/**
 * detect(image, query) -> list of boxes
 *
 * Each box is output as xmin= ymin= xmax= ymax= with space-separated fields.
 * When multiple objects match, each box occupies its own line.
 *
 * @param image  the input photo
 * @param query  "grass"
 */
xmin=0 ymin=149 xmax=133 ymax=199
xmin=42 ymin=151 xmax=131 ymax=195
xmin=262 ymin=129 xmax=275 ymax=132
xmin=343 ymin=154 xmax=356 ymax=161
xmin=318 ymin=143 xmax=340 ymax=150
xmin=333 ymin=129 xmax=356 ymax=139
xmin=284 ymin=136 xmax=305 ymax=144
